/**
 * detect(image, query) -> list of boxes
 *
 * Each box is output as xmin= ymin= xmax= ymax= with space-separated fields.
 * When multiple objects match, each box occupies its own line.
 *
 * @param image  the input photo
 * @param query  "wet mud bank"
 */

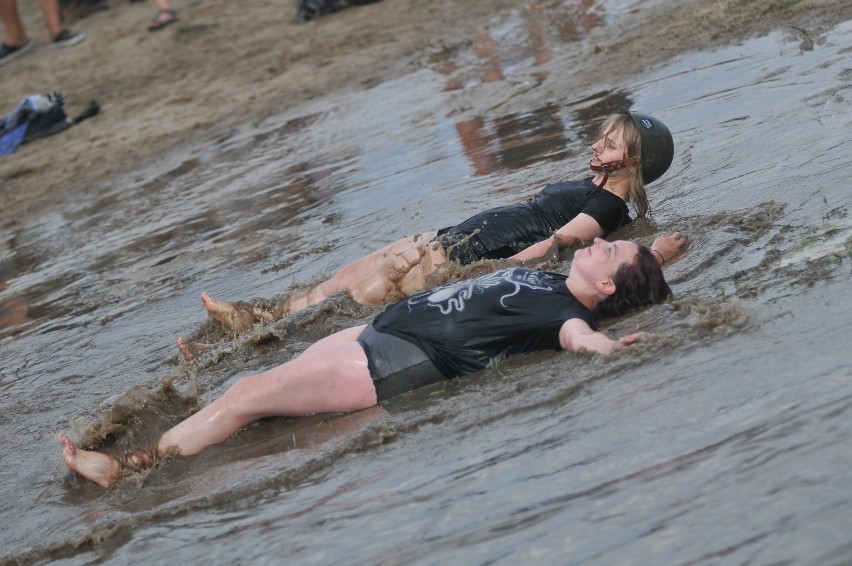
xmin=2 ymin=0 xmax=852 ymax=564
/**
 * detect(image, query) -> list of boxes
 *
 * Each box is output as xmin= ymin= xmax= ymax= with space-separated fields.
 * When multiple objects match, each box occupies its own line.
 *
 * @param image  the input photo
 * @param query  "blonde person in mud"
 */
xmin=60 ymin=236 xmax=672 ymax=488
xmin=200 ymin=110 xmax=686 ymax=333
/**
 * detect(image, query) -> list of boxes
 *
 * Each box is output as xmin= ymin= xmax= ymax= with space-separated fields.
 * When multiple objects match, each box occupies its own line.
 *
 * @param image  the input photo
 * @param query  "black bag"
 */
xmin=296 ymin=0 xmax=381 ymax=23
xmin=0 ymin=91 xmax=99 ymax=156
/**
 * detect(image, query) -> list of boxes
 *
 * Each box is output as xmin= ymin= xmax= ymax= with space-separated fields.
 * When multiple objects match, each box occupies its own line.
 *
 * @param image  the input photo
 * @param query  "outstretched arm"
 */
xmin=511 ymin=213 xmax=603 ymax=261
xmin=559 ymin=318 xmax=649 ymax=356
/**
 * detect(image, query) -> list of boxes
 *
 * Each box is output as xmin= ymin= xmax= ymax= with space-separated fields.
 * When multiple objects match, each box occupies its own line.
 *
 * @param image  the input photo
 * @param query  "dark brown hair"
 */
xmin=597 ymin=244 xmax=671 ymax=318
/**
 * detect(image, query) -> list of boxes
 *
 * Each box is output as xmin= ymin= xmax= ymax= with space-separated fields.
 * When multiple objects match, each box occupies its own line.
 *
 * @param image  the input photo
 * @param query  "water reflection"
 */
xmin=455 ymin=105 xmax=571 ymax=175
xmin=455 ymin=89 xmax=634 ymax=176
xmin=0 ymin=294 xmax=29 ymax=339
xmin=434 ymin=0 xmax=605 ymax=91
xmin=569 ymin=89 xmax=634 ymax=141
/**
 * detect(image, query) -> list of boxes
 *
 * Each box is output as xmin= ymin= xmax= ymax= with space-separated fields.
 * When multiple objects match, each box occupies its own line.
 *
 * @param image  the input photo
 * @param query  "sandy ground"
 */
xmin=1 ymin=0 xmax=849 ymax=223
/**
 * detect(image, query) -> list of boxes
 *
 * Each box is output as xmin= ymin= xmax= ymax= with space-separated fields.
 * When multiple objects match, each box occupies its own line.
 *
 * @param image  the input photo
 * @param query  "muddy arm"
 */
xmin=511 ymin=213 xmax=603 ymax=261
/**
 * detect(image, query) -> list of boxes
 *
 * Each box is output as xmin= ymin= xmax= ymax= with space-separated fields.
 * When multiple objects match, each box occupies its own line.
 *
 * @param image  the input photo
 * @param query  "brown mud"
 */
xmin=1 ymin=0 xmax=849 ymax=224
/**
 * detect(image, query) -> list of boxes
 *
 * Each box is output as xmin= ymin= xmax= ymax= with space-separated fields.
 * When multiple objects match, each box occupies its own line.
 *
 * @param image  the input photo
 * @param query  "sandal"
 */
xmin=147 ymin=9 xmax=177 ymax=31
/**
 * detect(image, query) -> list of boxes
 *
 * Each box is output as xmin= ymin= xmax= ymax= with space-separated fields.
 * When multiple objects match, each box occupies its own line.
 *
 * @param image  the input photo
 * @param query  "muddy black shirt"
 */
xmin=371 ymin=268 xmax=597 ymax=378
xmin=436 ymin=177 xmax=631 ymax=263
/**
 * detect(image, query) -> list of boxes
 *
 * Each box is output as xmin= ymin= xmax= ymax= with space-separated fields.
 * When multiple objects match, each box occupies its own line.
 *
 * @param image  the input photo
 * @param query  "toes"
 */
xmin=57 ymin=433 xmax=76 ymax=455
xmin=201 ymin=291 xmax=228 ymax=313
xmin=177 ymin=337 xmax=197 ymax=363
xmin=201 ymin=291 xmax=258 ymax=331
xmin=252 ymin=307 xmax=274 ymax=322
xmin=122 ymin=449 xmax=155 ymax=471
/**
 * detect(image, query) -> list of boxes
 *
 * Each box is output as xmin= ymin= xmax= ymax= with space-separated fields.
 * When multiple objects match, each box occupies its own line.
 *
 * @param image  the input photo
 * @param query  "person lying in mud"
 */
xmin=200 ymin=110 xmax=683 ymax=332
xmin=60 ymin=237 xmax=671 ymax=488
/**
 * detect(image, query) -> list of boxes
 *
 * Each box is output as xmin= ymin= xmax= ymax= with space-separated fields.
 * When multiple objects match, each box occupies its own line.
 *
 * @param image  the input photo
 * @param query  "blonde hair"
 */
xmin=598 ymin=113 xmax=650 ymax=218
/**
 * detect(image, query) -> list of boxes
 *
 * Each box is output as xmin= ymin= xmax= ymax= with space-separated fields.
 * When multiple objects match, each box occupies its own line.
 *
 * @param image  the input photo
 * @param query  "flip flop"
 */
xmin=147 ymin=9 xmax=177 ymax=31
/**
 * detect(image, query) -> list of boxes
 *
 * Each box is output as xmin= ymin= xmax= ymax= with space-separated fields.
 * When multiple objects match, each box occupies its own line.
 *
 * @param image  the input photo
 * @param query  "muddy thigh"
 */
xmin=347 ymin=232 xmax=447 ymax=305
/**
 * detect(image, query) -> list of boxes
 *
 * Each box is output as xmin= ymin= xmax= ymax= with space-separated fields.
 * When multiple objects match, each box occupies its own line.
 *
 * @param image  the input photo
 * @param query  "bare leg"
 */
xmin=61 ymin=327 xmax=375 ymax=487
xmin=301 ymin=324 xmax=366 ymax=355
xmin=201 ymin=232 xmax=445 ymax=331
xmin=177 ymin=336 xmax=216 ymax=363
xmin=282 ymin=231 xmax=444 ymax=311
xmin=347 ymin=242 xmax=447 ymax=305
xmin=0 ymin=0 xmax=28 ymax=45
xmin=36 ymin=0 xmax=62 ymax=39
xmin=158 ymin=328 xmax=375 ymax=456
xmin=180 ymin=323 xmax=368 ymax=363
xmin=57 ymin=433 xmax=121 ymax=488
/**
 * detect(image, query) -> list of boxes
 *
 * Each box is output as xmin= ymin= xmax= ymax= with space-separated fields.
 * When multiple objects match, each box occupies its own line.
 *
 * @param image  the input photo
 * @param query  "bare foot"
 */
xmin=57 ymin=433 xmax=121 ymax=488
xmin=123 ymin=449 xmax=156 ymax=471
xmin=201 ymin=291 xmax=255 ymax=331
xmin=177 ymin=336 xmax=213 ymax=363
xmin=177 ymin=337 xmax=196 ymax=363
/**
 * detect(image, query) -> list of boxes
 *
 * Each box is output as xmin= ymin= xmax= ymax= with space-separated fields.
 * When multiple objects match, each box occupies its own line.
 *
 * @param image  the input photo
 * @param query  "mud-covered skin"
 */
xmin=200 ymin=232 xmax=448 ymax=332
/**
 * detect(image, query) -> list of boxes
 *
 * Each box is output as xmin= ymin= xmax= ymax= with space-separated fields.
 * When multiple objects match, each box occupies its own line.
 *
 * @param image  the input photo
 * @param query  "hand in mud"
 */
xmin=651 ymin=231 xmax=687 ymax=263
xmin=616 ymin=332 xmax=651 ymax=350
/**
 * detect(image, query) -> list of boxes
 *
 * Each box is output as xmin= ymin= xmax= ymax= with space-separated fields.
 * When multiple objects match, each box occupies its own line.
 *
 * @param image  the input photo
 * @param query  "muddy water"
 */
xmin=2 ymin=8 xmax=852 ymax=565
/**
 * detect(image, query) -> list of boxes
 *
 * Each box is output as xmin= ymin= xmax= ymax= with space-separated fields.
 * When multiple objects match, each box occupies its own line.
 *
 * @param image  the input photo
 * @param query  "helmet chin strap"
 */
xmin=590 ymin=156 xmax=641 ymax=191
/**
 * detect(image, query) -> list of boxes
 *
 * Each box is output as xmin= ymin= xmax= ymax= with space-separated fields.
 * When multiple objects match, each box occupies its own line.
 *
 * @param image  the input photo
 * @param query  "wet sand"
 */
xmin=1 ymin=0 xmax=849 ymax=223
xmin=3 ymin=1 xmax=852 ymax=563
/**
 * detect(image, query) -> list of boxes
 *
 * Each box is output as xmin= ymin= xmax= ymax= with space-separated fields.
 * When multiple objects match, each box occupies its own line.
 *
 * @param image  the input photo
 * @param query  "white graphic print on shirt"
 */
xmin=406 ymin=268 xmax=555 ymax=315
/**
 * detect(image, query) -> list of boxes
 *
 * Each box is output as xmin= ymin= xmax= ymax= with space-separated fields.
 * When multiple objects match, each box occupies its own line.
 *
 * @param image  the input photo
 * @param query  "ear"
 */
xmin=596 ymin=277 xmax=617 ymax=296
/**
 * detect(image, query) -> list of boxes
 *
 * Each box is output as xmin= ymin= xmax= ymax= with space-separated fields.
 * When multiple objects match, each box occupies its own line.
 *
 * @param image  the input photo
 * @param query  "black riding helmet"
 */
xmin=628 ymin=111 xmax=674 ymax=184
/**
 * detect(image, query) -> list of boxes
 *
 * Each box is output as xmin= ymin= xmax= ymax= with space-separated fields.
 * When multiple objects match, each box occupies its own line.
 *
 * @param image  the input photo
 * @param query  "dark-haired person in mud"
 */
xmin=59 ymin=237 xmax=671 ymax=488
xmin=199 ymin=110 xmax=685 ymax=333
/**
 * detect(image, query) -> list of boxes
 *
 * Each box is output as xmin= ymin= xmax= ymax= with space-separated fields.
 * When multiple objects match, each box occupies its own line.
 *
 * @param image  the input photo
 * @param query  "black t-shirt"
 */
xmin=437 ymin=177 xmax=631 ymax=261
xmin=371 ymin=267 xmax=598 ymax=378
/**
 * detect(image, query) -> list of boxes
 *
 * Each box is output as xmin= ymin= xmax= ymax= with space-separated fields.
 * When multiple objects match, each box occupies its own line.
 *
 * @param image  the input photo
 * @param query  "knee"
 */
xmin=347 ymin=277 xmax=396 ymax=306
xmin=391 ymin=248 xmax=423 ymax=274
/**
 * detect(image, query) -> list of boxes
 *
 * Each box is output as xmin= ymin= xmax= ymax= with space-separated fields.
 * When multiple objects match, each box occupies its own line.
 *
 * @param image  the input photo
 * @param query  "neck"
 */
xmin=565 ymin=276 xmax=600 ymax=312
xmin=591 ymin=174 xmax=630 ymax=200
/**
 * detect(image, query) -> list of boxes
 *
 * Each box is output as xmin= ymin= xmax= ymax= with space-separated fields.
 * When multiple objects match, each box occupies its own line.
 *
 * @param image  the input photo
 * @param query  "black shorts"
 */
xmin=357 ymin=325 xmax=446 ymax=402
xmin=432 ymin=228 xmax=488 ymax=266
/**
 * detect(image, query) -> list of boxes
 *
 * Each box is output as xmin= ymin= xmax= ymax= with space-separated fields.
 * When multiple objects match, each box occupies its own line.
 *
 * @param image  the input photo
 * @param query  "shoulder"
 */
xmin=581 ymin=188 xmax=631 ymax=230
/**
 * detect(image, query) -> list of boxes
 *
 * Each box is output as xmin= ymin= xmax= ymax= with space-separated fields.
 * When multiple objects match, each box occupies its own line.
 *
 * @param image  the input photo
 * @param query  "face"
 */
xmin=572 ymin=238 xmax=639 ymax=294
xmin=590 ymin=126 xmax=627 ymax=168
